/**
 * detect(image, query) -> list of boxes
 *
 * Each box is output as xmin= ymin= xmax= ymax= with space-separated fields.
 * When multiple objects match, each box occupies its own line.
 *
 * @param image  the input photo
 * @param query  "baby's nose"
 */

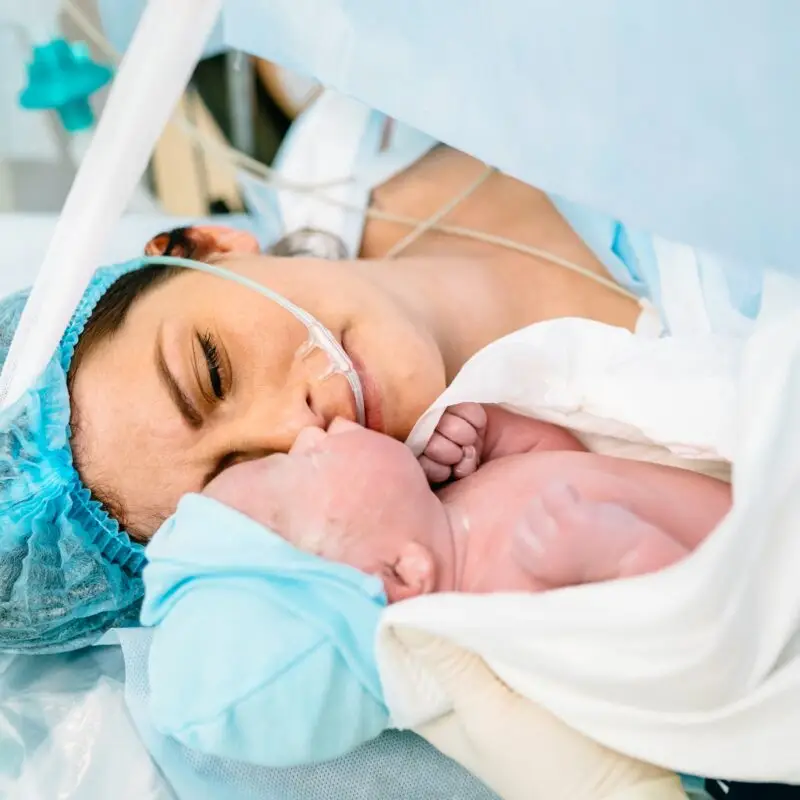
xmin=290 ymin=426 xmax=328 ymax=455
xmin=328 ymin=417 xmax=362 ymax=435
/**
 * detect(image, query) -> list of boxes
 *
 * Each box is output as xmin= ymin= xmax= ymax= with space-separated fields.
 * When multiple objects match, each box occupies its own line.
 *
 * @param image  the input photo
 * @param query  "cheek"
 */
xmin=319 ymin=495 xmax=389 ymax=571
xmin=280 ymin=468 xmax=363 ymax=560
xmin=206 ymin=460 xmax=298 ymax=534
xmin=354 ymin=322 xmax=445 ymax=440
xmin=340 ymin=538 xmax=387 ymax=576
xmin=213 ymin=292 xmax=314 ymax=391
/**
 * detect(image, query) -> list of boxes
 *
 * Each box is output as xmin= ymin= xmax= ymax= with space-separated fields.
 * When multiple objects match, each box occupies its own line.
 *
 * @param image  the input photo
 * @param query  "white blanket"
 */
xmin=377 ymin=272 xmax=800 ymax=782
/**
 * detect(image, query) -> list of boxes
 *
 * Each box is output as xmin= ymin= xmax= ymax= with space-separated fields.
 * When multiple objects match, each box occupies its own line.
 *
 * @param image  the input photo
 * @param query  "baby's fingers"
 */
xmin=452 ymin=446 xmax=479 ymax=479
xmin=436 ymin=408 xmax=483 ymax=448
xmin=445 ymin=403 xmax=487 ymax=435
xmin=418 ymin=455 xmax=452 ymax=484
xmin=424 ymin=431 xmax=466 ymax=466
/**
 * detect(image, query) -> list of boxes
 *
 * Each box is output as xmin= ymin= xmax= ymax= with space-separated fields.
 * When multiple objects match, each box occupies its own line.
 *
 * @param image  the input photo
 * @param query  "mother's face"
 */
xmin=70 ymin=253 xmax=446 ymax=537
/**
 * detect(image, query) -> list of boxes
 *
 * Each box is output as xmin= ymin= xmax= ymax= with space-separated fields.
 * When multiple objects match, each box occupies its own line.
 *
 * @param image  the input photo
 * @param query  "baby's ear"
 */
xmin=386 ymin=541 xmax=436 ymax=603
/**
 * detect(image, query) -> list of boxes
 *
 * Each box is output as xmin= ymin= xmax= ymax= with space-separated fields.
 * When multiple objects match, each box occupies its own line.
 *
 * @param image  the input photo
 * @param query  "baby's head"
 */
xmin=203 ymin=420 xmax=452 ymax=602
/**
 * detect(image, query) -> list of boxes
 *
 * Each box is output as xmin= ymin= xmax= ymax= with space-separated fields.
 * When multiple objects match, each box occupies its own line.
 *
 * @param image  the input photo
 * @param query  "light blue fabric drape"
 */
xmin=220 ymin=0 xmax=800 ymax=273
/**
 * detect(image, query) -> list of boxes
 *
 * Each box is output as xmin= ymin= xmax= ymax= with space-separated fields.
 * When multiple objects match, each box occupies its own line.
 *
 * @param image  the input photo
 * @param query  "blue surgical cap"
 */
xmin=0 ymin=259 xmax=149 ymax=654
xmin=141 ymin=494 xmax=390 ymax=767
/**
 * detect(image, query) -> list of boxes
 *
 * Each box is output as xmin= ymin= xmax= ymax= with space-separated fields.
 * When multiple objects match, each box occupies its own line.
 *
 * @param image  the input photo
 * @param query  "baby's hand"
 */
xmin=418 ymin=403 xmax=487 ymax=484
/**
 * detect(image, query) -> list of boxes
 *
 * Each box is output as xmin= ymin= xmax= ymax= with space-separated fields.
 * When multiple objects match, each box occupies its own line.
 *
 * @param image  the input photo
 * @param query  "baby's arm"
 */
xmin=513 ymin=483 xmax=690 ymax=587
xmin=481 ymin=405 xmax=587 ymax=461
xmin=420 ymin=403 xmax=585 ymax=483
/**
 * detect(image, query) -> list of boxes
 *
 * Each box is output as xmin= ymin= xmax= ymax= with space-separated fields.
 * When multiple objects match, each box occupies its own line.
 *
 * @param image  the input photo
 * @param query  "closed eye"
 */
xmin=198 ymin=331 xmax=224 ymax=399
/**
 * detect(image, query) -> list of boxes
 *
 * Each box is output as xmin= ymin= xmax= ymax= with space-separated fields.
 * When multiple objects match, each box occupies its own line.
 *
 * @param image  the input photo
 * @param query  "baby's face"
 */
xmin=203 ymin=420 xmax=445 ymax=600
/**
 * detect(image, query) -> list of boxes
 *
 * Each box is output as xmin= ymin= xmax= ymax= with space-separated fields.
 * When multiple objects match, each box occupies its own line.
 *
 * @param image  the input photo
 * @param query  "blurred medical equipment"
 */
xmin=19 ymin=37 xmax=111 ymax=133
xmin=224 ymin=51 xmax=255 ymax=156
xmin=2 ymin=4 xmax=159 ymax=215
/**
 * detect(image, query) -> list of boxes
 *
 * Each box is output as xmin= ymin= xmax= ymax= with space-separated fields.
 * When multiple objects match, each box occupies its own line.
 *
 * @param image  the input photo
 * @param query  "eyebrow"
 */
xmin=155 ymin=336 xmax=203 ymax=429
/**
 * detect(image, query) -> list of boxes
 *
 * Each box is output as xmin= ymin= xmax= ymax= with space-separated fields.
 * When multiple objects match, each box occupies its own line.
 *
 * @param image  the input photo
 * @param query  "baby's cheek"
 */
xmin=324 ymin=501 xmax=383 ymax=563
xmin=290 ymin=491 xmax=363 ymax=560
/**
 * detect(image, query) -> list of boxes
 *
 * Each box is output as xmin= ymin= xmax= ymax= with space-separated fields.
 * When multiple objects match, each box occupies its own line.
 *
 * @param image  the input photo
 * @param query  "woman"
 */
xmin=69 ymin=147 xmax=643 ymax=543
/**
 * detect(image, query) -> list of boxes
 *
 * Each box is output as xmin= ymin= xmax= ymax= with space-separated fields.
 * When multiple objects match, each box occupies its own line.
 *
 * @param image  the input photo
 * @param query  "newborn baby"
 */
xmin=204 ymin=405 xmax=732 ymax=600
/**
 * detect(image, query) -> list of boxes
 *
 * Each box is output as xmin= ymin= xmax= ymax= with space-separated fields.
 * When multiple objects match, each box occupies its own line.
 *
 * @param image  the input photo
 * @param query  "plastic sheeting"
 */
xmin=0 ymin=631 xmax=498 ymax=800
xmin=0 ymin=646 xmax=173 ymax=800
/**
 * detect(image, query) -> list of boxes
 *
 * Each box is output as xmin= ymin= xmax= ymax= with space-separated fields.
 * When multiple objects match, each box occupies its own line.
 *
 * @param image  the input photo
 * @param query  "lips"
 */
xmin=343 ymin=335 xmax=384 ymax=434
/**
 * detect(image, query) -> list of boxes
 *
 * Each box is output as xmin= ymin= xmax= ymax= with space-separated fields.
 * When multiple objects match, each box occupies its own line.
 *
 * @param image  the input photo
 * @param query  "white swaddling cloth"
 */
xmin=378 ymin=272 xmax=800 ymax=783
